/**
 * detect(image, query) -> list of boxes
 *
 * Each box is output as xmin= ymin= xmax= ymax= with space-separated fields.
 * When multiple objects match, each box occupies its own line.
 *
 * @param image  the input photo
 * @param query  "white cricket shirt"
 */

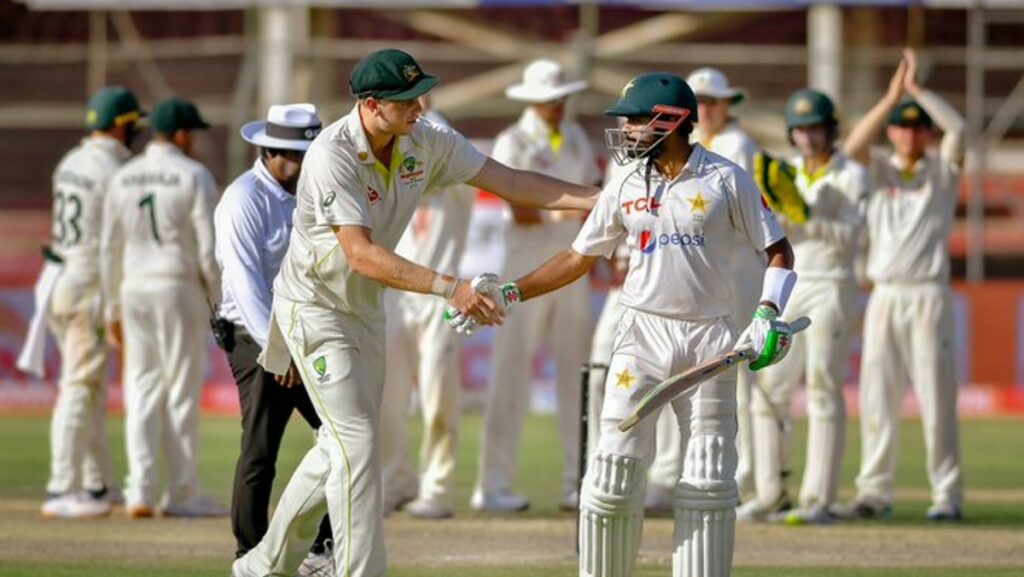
xmin=698 ymin=120 xmax=759 ymax=174
xmin=50 ymin=135 xmax=132 ymax=283
xmin=865 ymin=90 xmax=965 ymax=284
xmin=273 ymin=106 xmax=487 ymax=320
xmin=215 ymin=159 xmax=296 ymax=348
xmin=101 ymin=141 xmax=221 ymax=321
xmin=787 ymin=152 xmax=868 ymax=281
xmin=573 ymin=145 xmax=785 ymax=320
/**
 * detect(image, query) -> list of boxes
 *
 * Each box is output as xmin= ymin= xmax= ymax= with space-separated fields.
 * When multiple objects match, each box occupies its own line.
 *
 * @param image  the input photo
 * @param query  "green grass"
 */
xmin=1 ymin=413 xmax=1022 ymax=576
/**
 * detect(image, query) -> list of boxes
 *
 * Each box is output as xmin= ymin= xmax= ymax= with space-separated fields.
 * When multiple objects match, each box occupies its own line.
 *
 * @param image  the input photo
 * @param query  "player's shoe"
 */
xmin=126 ymin=502 xmax=155 ymax=518
xmin=162 ymin=495 xmax=229 ymax=518
xmin=828 ymin=498 xmax=892 ymax=521
xmin=295 ymin=539 xmax=334 ymax=577
xmin=559 ymin=487 xmax=580 ymax=512
xmin=382 ymin=490 xmax=416 ymax=516
xmin=735 ymin=492 xmax=792 ymax=523
xmin=470 ymin=488 xmax=529 ymax=512
xmin=926 ymin=503 xmax=963 ymax=522
xmin=643 ymin=484 xmax=675 ymax=516
xmin=41 ymin=492 xmax=112 ymax=519
xmin=782 ymin=504 xmax=835 ymax=525
xmin=405 ymin=496 xmax=454 ymax=520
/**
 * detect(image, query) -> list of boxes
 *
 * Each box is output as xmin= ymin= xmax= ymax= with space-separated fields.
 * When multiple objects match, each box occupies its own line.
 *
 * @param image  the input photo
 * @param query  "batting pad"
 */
xmin=579 ymin=451 xmax=646 ymax=577
xmin=674 ymin=434 xmax=738 ymax=577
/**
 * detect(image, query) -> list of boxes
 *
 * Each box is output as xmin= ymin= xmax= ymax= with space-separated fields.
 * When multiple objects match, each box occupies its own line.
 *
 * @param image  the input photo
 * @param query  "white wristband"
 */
xmin=759 ymin=267 xmax=797 ymax=315
xmin=429 ymin=274 xmax=458 ymax=300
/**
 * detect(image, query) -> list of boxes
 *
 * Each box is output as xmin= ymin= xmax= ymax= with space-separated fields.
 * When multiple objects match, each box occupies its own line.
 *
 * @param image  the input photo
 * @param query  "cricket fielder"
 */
xmin=380 ymin=105 xmax=477 ymax=520
xmin=836 ymin=48 xmax=965 ymax=522
xmin=452 ymin=72 xmax=796 ymax=577
xmin=742 ymin=89 xmax=868 ymax=524
xmin=216 ymin=103 xmax=333 ymax=572
xmin=231 ymin=49 xmax=597 ymax=577
xmin=33 ymin=86 xmax=143 ymax=519
xmin=474 ymin=59 xmax=601 ymax=512
xmin=101 ymin=98 xmax=224 ymax=518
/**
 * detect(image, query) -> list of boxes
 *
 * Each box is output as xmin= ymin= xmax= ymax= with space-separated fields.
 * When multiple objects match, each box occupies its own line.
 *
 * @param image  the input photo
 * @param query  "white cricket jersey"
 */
xmin=273 ymin=106 xmax=487 ymax=320
xmin=50 ymin=136 xmax=132 ymax=282
xmin=698 ymin=120 xmax=759 ymax=174
xmin=393 ymin=110 xmax=476 ymax=276
xmin=572 ymin=145 xmax=784 ymax=320
xmin=101 ymin=141 xmax=221 ymax=321
xmin=787 ymin=152 xmax=869 ymax=281
xmin=215 ymin=159 xmax=295 ymax=348
xmin=492 ymin=107 xmax=601 ymax=246
xmin=866 ymin=90 xmax=965 ymax=284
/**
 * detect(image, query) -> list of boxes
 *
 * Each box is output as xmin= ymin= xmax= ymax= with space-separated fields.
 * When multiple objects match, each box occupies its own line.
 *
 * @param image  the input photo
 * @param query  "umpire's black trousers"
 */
xmin=226 ymin=325 xmax=332 ymax=558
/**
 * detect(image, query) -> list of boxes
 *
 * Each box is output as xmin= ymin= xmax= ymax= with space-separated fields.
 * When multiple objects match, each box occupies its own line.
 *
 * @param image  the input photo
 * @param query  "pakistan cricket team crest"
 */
xmin=313 ymin=355 xmax=329 ymax=383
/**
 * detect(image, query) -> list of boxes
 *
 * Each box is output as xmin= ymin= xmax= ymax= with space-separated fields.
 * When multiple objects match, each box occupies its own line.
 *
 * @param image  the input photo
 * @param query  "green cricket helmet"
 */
xmin=604 ymin=72 xmax=697 ymax=165
xmin=785 ymin=88 xmax=837 ymax=130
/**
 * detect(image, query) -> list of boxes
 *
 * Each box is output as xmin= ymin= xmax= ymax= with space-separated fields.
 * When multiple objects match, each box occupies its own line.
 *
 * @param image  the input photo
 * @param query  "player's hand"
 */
xmin=902 ymin=47 xmax=923 ymax=97
xmin=885 ymin=54 xmax=909 ymax=104
xmin=734 ymin=305 xmax=795 ymax=371
xmin=273 ymin=361 xmax=302 ymax=388
xmin=105 ymin=320 xmax=123 ymax=350
xmin=444 ymin=273 xmax=505 ymax=336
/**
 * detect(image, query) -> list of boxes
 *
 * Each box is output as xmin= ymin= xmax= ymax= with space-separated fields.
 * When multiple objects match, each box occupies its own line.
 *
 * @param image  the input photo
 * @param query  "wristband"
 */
xmin=430 ymin=274 xmax=459 ymax=300
xmin=759 ymin=267 xmax=797 ymax=315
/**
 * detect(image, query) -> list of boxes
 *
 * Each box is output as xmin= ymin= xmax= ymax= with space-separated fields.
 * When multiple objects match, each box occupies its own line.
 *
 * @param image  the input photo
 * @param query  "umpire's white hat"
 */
xmin=241 ymin=103 xmax=322 ymax=151
xmin=686 ymin=67 xmax=747 ymax=105
xmin=506 ymin=59 xmax=588 ymax=103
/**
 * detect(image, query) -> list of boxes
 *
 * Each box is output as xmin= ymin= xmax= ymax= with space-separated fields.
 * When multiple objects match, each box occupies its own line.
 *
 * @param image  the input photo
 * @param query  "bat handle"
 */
xmin=618 ymin=414 xmax=640 ymax=433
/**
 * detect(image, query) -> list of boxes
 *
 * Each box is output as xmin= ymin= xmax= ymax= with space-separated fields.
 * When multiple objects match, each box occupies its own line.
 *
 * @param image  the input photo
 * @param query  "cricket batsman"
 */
xmin=231 ymin=48 xmax=597 ymax=577
xmin=450 ymin=72 xmax=797 ymax=577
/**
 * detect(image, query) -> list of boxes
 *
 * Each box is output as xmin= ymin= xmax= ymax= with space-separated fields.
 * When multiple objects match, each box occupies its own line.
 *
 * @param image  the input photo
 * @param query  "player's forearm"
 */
xmin=915 ymin=89 xmax=966 ymax=167
xmin=514 ymin=248 xmax=596 ymax=301
xmin=843 ymin=98 xmax=895 ymax=165
xmin=765 ymin=237 xmax=795 ymax=271
xmin=343 ymin=235 xmax=449 ymax=295
xmin=469 ymin=159 xmax=598 ymax=211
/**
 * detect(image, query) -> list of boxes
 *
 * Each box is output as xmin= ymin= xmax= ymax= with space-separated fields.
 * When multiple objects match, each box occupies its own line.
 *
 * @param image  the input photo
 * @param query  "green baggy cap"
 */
xmin=349 ymin=49 xmax=439 ymax=101
xmin=150 ymin=98 xmax=210 ymax=135
xmin=86 ymin=86 xmax=144 ymax=131
xmin=888 ymin=100 xmax=933 ymax=128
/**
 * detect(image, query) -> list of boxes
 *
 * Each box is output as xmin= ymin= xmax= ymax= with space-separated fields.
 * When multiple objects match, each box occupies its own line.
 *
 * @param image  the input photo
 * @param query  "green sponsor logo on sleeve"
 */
xmin=313 ymin=355 xmax=327 ymax=377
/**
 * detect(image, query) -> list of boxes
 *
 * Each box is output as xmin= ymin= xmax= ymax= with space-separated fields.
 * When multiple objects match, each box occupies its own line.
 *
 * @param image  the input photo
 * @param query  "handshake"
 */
xmin=443 ymin=273 xmax=522 ymax=336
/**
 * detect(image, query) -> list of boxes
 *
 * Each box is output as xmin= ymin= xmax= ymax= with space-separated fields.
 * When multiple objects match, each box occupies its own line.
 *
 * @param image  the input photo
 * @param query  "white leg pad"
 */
xmin=674 ymin=434 xmax=738 ymax=577
xmin=579 ymin=451 xmax=646 ymax=577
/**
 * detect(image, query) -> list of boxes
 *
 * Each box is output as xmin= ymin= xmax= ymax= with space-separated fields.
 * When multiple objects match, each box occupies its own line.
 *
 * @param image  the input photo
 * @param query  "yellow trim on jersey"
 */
xmin=549 ymin=132 xmax=563 ymax=154
xmin=800 ymin=163 xmax=830 ymax=186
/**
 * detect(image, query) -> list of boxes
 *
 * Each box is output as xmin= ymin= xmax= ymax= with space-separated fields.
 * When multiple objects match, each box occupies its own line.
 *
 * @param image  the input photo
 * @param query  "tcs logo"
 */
xmin=638 ymin=230 xmax=706 ymax=254
xmin=621 ymin=196 xmax=662 ymax=215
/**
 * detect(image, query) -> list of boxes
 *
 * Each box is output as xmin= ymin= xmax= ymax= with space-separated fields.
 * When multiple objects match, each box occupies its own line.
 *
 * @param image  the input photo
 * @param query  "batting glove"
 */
xmin=735 ymin=305 xmax=795 ymax=371
xmin=443 ymin=273 xmax=522 ymax=336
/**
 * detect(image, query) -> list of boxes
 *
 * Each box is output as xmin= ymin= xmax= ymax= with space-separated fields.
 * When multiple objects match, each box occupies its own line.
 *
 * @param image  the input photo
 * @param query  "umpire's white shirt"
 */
xmin=215 ymin=159 xmax=294 ymax=349
xmin=787 ymin=152 xmax=869 ymax=281
xmin=573 ymin=145 xmax=784 ymax=320
xmin=273 ymin=106 xmax=487 ymax=320
xmin=101 ymin=141 xmax=221 ymax=321
xmin=51 ymin=135 xmax=132 ymax=283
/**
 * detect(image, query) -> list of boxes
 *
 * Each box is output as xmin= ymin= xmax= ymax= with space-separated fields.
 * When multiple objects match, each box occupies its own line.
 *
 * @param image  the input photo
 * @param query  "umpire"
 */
xmin=214 ymin=103 xmax=332 ymax=574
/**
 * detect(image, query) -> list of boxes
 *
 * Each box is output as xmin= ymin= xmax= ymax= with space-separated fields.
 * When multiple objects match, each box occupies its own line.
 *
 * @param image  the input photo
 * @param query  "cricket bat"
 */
xmin=617 ymin=316 xmax=811 ymax=432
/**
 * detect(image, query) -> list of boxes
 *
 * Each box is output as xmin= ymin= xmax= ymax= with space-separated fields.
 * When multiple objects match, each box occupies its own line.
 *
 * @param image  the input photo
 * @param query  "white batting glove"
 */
xmin=444 ymin=273 xmax=516 ymax=336
xmin=735 ymin=305 xmax=795 ymax=371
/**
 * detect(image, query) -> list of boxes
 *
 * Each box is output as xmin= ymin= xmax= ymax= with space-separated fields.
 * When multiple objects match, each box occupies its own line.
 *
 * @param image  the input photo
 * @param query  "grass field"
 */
xmin=1 ymin=412 xmax=1023 ymax=576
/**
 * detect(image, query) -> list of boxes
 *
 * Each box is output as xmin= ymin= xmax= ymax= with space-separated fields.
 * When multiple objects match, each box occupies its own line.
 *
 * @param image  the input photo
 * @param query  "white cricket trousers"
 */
xmin=237 ymin=298 xmax=387 ymax=577
xmin=46 ymin=278 xmax=114 ymax=495
xmin=380 ymin=291 xmax=461 ymax=506
xmin=856 ymin=282 xmax=963 ymax=509
xmin=752 ymin=278 xmax=857 ymax=509
xmin=120 ymin=278 xmax=208 ymax=509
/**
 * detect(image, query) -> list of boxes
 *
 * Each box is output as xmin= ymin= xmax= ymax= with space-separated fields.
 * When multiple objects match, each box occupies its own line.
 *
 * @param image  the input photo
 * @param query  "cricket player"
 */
xmin=33 ymin=86 xmax=143 ymax=519
xmin=101 ymin=97 xmax=225 ymax=518
xmin=216 ymin=103 xmax=333 ymax=573
xmin=230 ymin=49 xmax=597 ymax=577
xmin=474 ymin=59 xmax=601 ymax=512
xmin=741 ymin=89 xmax=868 ymax=525
xmin=835 ymin=48 xmax=965 ymax=522
xmin=452 ymin=72 xmax=796 ymax=577
xmin=379 ymin=103 xmax=477 ymax=520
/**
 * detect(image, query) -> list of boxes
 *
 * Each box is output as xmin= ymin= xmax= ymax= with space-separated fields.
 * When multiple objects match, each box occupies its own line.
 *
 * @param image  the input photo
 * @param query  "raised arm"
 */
xmin=467 ymin=157 xmax=598 ymax=211
xmin=844 ymin=55 xmax=908 ymax=165
xmin=334 ymin=225 xmax=503 ymax=325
